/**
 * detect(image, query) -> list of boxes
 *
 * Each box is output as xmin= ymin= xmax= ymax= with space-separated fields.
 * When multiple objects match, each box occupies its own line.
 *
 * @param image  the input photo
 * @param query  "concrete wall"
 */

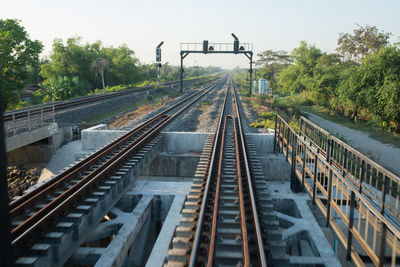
xmin=141 ymin=152 xmax=200 ymax=177
xmin=6 ymin=123 xmax=58 ymax=152
xmin=164 ymin=132 xmax=209 ymax=154
xmin=246 ymin=133 xmax=274 ymax=154
xmin=246 ymin=133 xmax=291 ymax=181
xmin=258 ymin=154 xmax=291 ymax=181
xmin=81 ymin=124 xmax=127 ymax=150
xmin=7 ymin=125 xmax=73 ymax=165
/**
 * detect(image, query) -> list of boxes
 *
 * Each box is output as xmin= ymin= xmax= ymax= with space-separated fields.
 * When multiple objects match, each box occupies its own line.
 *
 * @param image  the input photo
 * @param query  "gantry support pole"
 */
xmin=249 ymin=53 xmax=253 ymax=95
xmin=180 ymin=52 xmax=184 ymax=93
xmin=243 ymin=51 xmax=254 ymax=95
xmin=180 ymin=52 xmax=189 ymax=93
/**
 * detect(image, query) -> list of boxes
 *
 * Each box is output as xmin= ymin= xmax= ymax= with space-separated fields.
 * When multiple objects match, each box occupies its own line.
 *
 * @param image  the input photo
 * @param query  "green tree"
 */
xmin=312 ymin=53 xmax=342 ymax=108
xmin=103 ymin=44 xmax=142 ymax=85
xmin=34 ymin=76 xmax=84 ymax=102
xmin=256 ymin=50 xmax=292 ymax=88
xmin=277 ymin=41 xmax=322 ymax=95
xmin=0 ymin=19 xmax=43 ymax=109
xmin=336 ymin=24 xmax=391 ymax=62
xmin=360 ymin=46 xmax=400 ymax=130
xmin=40 ymin=37 xmax=101 ymax=88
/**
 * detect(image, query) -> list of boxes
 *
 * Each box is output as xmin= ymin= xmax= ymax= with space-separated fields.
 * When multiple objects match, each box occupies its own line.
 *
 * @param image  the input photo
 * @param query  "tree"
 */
xmin=292 ymin=41 xmax=322 ymax=76
xmin=91 ymin=58 xmax=109 ymax=90
xmin=40 ymin=37 xmax=101 ymax=89
xmin=103 ymin=44 xmax=142 ymax=85
xmin=256 ymin=50 xmax=292 ymax=88
xmin=0 ymin=19 xmax=43 ymax=109
xmin=336 ymin=24 xmax=391 ymax=62
xmin=312 ymin=53 xmax=342 ymax=108
xmin=277 ymin=42 xmax=322 ymax=95
xmin=34 ymin=76 xmax=84 ymax=102
xmin=41 ymin=38 xmax=144 ymax=89
xmin=359 ymin=46 xmax=400 ymax=130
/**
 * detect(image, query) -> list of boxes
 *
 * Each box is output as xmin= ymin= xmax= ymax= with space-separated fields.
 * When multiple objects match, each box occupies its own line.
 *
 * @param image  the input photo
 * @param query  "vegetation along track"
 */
xmin=165 ymin=76 xmax=287 ymax=266
xmin=3 ymin=78 xmax=204 ymax=123
xmin=8 ymin=77 xmax=226 ymax=265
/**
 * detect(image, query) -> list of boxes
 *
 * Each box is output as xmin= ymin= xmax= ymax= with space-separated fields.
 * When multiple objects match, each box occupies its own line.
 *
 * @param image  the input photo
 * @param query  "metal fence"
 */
xmin=4 ymin=106 xmax=55 ymax=137
xmin=275 ymin=114 xmax=400 ymax=267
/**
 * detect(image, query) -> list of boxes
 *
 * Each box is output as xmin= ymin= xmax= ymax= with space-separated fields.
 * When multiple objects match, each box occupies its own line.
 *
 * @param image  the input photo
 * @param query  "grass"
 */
xmin=197 ymin=100 xmax=212 ymax=111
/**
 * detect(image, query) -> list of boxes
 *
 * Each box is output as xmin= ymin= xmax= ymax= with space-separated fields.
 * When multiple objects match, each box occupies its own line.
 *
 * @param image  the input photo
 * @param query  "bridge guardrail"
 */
xmin=275 ymin=114 xmax=400 ymax=267
xmin=299 ymin=116 xmax=400 ymax=224
xmin=4 ymin=106 xmax=55 ymax=137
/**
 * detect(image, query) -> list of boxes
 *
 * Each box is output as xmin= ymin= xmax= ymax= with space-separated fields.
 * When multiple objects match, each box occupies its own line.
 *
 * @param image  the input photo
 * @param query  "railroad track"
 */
xmin=9 ymin=77 xmax=226 ymax=266
xmin=165 ymin=76 xmax=287 ymax=266
xmin=3 ymin=78 xmax=206 ymax=122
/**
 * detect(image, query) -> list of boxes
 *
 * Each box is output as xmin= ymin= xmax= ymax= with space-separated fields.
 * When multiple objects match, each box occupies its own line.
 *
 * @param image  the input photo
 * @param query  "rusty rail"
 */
xmin=9 ymin=79 xmax=223 ymax=253
xmin=276 ymin=114 xmax=400 ymax=267
xmin=189 ymin=77 xmax=267 ymax=266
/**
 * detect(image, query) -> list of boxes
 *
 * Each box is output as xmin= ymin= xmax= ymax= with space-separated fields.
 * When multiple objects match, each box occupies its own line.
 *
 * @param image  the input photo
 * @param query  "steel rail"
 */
xmin=10 ymin=78 xmax=224 ymax=251
xmin=11 ymin=114 xmax=170 ymax=243
xmin=233 ymin=116 xmax=250 ymax=267
xmin=233 ymin=80 xmax=268 ymax=266
xmin=190 ymin=76 xmax=267 ymax=266
xmin=10 ymin=81 xmax=220 ymax=214
xmin=189 ymin=78 xmax=229 ymax=267
xmin=207 ymin=116 xmax=227 ymax=266
xmin=9 ymin=114 xmax=164 ymax=214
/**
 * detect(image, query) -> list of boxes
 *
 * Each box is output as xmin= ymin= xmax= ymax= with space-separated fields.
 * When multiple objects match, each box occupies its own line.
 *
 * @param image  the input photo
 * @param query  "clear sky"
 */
xmin=1 ymin=0 xmax=399 ymax=69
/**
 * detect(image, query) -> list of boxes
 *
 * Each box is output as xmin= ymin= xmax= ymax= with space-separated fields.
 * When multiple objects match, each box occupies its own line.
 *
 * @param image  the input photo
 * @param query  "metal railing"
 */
xmin=4 ymin=106 xmax=55 ymax=137
xmin=275 ymin=114 xmax=400 ymax=267
xmin=299 ymin=116 xmax=400 ymax=225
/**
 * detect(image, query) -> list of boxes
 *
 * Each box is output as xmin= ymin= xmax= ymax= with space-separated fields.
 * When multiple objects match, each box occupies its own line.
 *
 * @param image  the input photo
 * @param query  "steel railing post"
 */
xmin=312 ymin=148 xmax=319 ymax=204
xmin=274 ymin=114 xmax=277 ymax=154
xmin=28 ymin=111 xmax=31 ymax=130
xmin=326 ymin=169 xmax=333 ymax=227
xmin=40 ymin=108 xmax=43 ymax=126
xmin=290 ymin=134 xmax=298 ymax=191
xmin=12 ymin=114 xmax=16 ymax=135
xmin=346 ymin=191 xmax=355 ymax=260
xmin=302 ymin=142 xmax=307 ymax=187
xmin=358 ymin=160 xmax=365 ymax=194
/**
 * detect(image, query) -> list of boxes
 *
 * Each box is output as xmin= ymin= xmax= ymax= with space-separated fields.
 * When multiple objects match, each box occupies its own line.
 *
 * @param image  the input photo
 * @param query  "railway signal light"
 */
xmin=203 ymin=40 xmax=208 ymax=53
xmin=232 ymin=33 xmax=239 ymax=54
xmin=156 ymin=41 xmax=164 ymax=62
xmin=156 ymin=47 xmax=161 ymax=62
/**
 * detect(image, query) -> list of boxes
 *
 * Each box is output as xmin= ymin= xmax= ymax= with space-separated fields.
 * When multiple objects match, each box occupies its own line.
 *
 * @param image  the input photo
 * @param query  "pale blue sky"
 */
xmin=1 ymin=0 xmax=399 ymax=68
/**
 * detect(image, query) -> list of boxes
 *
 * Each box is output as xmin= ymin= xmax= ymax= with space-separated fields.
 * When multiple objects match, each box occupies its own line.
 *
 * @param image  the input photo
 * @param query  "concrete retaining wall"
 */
xmin=7 ymin=125 xmax=73 ymax=164
xmin=142 ymin=152 xmax=200 ymax=177
xmin=164 ymin=132 xmax=209 ymax=153
xmin=81 ymin=124 xmax=127 ymax=151
xmin=246 ymin=133 xmax=274 ymax=154
xmin=6 ymin=123 xmax=58 ymax=152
